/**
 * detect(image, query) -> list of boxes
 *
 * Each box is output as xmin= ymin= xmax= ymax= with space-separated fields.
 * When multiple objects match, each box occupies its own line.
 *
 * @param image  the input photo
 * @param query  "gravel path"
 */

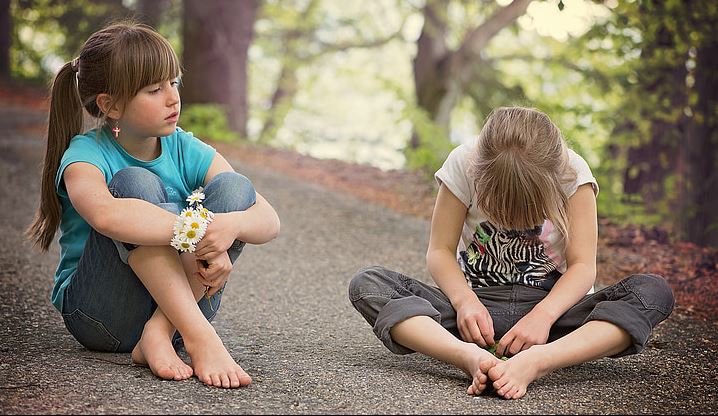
xmin=1 ymin=104 xmax=716 ymax=414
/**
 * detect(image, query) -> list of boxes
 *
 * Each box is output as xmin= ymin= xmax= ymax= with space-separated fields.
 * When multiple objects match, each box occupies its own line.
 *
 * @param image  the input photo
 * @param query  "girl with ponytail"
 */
xmin=27 ymin=21 xmax=279 ymax=389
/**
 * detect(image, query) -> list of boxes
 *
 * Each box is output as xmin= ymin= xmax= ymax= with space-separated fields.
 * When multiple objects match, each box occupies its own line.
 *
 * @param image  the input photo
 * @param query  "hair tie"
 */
xmin=70 ymin=57 xmax=79 ymax=73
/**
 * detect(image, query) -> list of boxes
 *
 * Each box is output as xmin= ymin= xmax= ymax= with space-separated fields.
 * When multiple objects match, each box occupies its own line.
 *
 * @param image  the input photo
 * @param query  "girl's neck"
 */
xmin=113 ymin=130 xmax=161 ymax=161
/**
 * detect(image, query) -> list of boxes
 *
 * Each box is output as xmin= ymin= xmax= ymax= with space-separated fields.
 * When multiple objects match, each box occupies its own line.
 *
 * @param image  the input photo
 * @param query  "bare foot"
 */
xmin=131 ymin=328 xmax=193 ymax=381
xmin=183 ymin=328 xmax=252 ymax=389
xmin=459 ymin=344 xmax=502 ymax=396
xmin=487 ymin=345 xmax=551 ymax=399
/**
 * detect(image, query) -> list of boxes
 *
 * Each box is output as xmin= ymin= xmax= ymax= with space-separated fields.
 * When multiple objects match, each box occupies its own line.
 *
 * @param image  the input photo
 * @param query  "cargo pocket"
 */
xmin=62 ymin=309 xmax=121 ymax=352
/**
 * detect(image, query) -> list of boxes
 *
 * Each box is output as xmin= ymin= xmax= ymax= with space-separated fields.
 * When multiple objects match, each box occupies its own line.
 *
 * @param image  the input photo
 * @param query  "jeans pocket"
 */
xmin=62 ymin=309 xmax=121 ymax=352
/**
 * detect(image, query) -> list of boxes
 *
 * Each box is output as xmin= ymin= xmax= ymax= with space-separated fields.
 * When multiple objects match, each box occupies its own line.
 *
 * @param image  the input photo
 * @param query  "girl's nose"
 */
xmin=166 ymin=87 xmax=180 ymax=106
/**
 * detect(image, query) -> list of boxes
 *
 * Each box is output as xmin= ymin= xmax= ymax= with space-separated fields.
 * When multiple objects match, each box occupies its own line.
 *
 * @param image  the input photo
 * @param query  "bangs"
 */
xmin=477 ymin=170 xmax=547 ymax=231
xmin=109 ymin=25 xmax=182 ymax=100
xmin=473 ymin=150 xmax=551 ymax=231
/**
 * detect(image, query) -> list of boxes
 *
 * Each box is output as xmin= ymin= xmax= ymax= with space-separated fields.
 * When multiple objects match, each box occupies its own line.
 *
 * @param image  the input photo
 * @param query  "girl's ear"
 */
xmin=96 ymin=93 xmax=123 ymax=119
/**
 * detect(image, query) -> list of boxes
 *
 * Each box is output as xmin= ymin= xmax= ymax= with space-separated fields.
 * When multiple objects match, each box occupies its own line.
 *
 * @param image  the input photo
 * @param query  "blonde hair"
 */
xmin=27 ymin=21 xmax=182 ymax=251
xmin=469 ymin=106 xmax=577 ymax=243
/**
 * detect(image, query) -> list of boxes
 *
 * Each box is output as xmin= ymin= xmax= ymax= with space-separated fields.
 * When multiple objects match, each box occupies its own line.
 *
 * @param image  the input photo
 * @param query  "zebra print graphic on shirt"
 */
xmin=459 ymin=221 xmax=562 ymax=290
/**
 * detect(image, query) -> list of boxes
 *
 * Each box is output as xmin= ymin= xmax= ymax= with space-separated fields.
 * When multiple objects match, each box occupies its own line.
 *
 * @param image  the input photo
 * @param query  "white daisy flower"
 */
xmin=180 ymin=207 xmax=195 ymax=218
xmin=196 ymin=205 xmax=214 ymax=222
xmin=180 ymin=226 xmax=205 ymax=244
xmin=187 ymin=187 xmax=205 ymax=206
xmin=171 ymin=235 xmax=195 ymax=252
xmin=169 ymin=199 xmax=214 ymax=253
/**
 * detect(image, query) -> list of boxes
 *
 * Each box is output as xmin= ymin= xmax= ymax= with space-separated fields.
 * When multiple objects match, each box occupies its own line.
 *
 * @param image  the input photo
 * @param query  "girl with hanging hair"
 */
xmin=349 ymin=106 xmax=674 ymax=399
xmin=27 ymin=21 xmax=280 ymax=389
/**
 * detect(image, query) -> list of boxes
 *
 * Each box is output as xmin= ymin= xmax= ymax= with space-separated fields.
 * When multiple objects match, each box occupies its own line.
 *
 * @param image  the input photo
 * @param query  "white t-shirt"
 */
xmin=434 ymin=142 xmax=599 ymax=291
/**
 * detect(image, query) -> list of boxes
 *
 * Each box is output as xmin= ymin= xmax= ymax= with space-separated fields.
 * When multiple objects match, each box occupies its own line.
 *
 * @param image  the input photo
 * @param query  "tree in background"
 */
xmin=407 ymin=0 xmax=532 ymax=171
xmin=181 ymin=0 xmax=259 ymax=138
xmin=254 ymin=0 xmax=406 ymax=145
xmin=606 ymin=0 xmax=718 ymax=246
xmin=135 ymin=0 xmax=171 ymax=30
xmin=9 ymin=0 xmax=130 ymax=81
xmin=0 ymin=0 xmax=10 ymax=81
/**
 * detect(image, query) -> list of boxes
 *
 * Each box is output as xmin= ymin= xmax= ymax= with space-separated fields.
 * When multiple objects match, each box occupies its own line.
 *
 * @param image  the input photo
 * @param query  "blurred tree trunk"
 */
xmin=410 ymin=0 xmax=532 ymax=148
xmin=182 ymin=0 xmax=259 ymax=137
xmin=684 ymin=40 xmax=718 ymax=246
xmin=621 ymin=1 xmax=717 ymax=246
xmin=136 ymin=0 xmax=171 ymax=29
xmin=0 ymin=0 xmax=11 ymax=81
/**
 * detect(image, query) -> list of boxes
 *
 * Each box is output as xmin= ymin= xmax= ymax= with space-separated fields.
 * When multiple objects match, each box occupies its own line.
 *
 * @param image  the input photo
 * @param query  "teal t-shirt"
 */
xmin=51 ymin=126 xmax=216 ymax=312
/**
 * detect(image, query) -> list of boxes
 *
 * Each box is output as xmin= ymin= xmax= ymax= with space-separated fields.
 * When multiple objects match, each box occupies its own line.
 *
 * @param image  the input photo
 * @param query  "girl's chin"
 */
xmin=158 ymin=125 xmax=177 ymax=136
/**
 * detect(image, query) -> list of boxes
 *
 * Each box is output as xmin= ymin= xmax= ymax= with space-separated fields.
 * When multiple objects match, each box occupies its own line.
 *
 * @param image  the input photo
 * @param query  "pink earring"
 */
xmin=112 ymin=122 xmax=121 ymax=139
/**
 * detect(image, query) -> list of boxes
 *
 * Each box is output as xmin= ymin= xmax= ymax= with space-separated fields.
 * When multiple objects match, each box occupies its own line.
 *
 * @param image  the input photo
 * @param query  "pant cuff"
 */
xmin=585 ymin=300 xmax=652 ymax=358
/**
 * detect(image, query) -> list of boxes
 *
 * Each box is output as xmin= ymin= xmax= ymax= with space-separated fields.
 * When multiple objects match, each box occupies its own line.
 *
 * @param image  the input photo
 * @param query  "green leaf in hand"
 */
xmin=484 ymin=344 xmax=509 ymax=361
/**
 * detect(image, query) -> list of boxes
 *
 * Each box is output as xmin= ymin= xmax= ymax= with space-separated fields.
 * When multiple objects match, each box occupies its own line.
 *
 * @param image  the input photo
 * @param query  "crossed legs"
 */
xmin=350 ymin=266 xmax=673 ymax=399
xmin=390 ymin=316 xmax=631 ymax=399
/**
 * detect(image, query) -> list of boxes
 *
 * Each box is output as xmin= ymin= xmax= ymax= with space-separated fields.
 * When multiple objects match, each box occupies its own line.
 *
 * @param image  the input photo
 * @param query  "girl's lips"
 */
xmin=165 ymin=112 xmax=179 ymax=122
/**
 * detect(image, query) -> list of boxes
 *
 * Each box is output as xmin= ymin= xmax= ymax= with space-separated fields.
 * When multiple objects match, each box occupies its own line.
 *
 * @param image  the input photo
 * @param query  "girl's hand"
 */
xmin=194 ymin=251 xmax=233 ymax=296
xmin=455 ymin=297 xmax=495 ymax=348
xmin=194 ymin=213 xmax=238 ymax=260
xmin=496 ymin=310 xmax=551 ymax=357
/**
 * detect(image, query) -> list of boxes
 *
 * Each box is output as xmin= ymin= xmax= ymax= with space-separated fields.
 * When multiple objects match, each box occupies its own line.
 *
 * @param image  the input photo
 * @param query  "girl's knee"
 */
xmin=204 ymin=172 xmax=256 ymax=212
xmin=349 ymin=266 xmax=396 ymax=303
xmin=625 ymin=273 xmax=675 ymax=315
xmin=108 ymin=167 xmax=167 ymax=202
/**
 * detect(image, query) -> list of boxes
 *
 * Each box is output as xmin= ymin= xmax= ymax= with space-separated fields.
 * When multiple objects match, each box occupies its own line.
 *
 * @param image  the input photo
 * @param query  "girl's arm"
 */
xmin=495 ymin=183 xmax=598 ymax=356
xmin=64 ymin=162 xmax=176 ymax=245
xmin=192 ymin=152 xmax=280 ymax=260
xmin=427 ymin=184 xmax=495 ymax=347
xmin=532 ymin=183 xmax=598 ymax=320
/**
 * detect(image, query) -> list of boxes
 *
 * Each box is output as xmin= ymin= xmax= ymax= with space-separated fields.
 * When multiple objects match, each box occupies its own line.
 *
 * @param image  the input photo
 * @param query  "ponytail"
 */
xmin=26 ymin=62 xmax=84 ymax=251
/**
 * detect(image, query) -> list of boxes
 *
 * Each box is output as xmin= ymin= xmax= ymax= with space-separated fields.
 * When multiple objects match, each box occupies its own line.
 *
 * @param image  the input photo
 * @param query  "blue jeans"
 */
xmin=349 ymin=266 xmax=675 ymax=357
xmin=61 ymin=167 xmax=256 ymax=353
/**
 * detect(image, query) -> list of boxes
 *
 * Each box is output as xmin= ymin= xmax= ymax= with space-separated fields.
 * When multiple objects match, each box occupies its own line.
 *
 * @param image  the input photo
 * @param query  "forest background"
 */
xmin=0 ymin=0 xmax=716 ymax=317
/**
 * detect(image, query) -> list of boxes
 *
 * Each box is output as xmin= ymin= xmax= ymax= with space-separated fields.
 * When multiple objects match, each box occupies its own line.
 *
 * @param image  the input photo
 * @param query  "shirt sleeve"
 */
xmin=434 ymin=144 xmax=473 ymax=208
xmin=565 ymin=148 xmax=599 ymax=197
xmin=176 ymin=128 xmax=217 ymax=191
xmin=55 ymin=135 xmax=109 ymax=197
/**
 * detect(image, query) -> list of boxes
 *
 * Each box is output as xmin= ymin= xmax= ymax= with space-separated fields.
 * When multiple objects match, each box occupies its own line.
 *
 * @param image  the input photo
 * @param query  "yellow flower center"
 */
xmin=186 ymin=230 xmax=197 ymax=239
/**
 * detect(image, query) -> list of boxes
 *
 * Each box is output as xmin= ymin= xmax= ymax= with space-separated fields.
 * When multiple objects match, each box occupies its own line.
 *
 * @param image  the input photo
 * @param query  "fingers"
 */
xmin=194 ymin=260 xmax=227 ymax=289
xmin=194 ymin=248 xmax=220 ymax=261
xmin=496 ymin=334 xmax=513 ymax=357
xmin=459 ymin=312 xmax=495 ymax=348
xmin=466 ymin=321 xmax=487 ymax=347
xmin=497 ymin=335 xmax=528 ymax=357
xmin=478 ymin=318 xmax=495 ymax=347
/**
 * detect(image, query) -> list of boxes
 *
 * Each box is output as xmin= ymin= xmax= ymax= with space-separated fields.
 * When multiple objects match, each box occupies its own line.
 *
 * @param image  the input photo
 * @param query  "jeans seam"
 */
xmin=349 ymin=291 xmax=396 ymax=303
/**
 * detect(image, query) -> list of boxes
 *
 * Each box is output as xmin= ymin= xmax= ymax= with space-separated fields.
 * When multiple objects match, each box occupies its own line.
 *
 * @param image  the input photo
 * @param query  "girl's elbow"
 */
xmin=86 ymin=211 xmax=113 ymax=235
xmin=269 ymin=217 xmax=281 ymax=240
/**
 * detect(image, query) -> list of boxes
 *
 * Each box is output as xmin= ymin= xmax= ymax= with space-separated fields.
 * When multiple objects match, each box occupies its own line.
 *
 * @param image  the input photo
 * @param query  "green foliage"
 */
xmin=180 ymin=104 xmax=239 ymax=142
xmin=11 ymin=0 xmax=131 ymax=81
xmin=10 ymin=0 xmax=181 ymax=82
xmin=403 ymin=103 xmax=454 ymax=178
xmin=382 ymin=78 xmax=453 ymax=177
